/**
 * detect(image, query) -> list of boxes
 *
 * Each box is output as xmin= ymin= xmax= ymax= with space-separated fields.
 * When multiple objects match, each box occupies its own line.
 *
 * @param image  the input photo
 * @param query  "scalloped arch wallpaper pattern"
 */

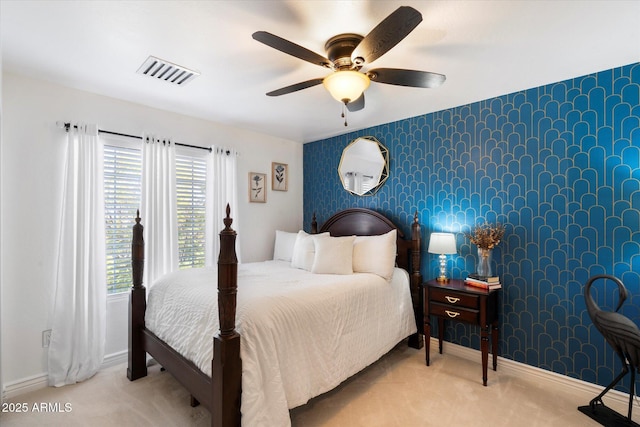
xmin=304 ymin=63 xmax=640 ymax=391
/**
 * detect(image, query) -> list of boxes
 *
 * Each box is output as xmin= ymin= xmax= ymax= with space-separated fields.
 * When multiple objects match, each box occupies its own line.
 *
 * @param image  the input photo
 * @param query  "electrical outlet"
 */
xmin=42 ymin=329 xmax=52 ymax=348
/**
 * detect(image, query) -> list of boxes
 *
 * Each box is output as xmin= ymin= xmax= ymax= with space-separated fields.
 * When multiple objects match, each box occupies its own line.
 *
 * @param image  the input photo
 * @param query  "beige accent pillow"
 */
xmin=273 ymin=230 xmax=298 ymax=262
xmin=291 ymin=231 xmax=328 ymax=271
xmin=352 ymin=229 xmax=397 ymax=280
xmin=311 ymin=235 xmax=356 ymax=275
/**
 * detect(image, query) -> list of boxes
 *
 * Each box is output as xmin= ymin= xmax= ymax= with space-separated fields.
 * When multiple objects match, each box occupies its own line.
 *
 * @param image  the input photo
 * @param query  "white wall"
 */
xmin=0 ymin=72 xmax=303 ymax=388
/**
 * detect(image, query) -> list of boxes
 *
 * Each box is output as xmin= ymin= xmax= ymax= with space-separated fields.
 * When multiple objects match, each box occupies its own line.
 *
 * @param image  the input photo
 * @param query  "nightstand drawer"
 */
xmin=430 ymin=288 xmax=479 ymax=309
xmin=431 ymin=302 xmax=479 ymax=323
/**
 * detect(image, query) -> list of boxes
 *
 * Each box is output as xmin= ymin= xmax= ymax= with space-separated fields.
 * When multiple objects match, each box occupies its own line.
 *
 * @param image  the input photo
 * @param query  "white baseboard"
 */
xmin=2 ymin=372 xmax=48 ymax=400
xmin=101 ymin=350 xmax=128 ymax=369
xmin=437 ymin=337 xmax=635 ymax=413
xmin=2 ymin=350 xmax=129 ymax=400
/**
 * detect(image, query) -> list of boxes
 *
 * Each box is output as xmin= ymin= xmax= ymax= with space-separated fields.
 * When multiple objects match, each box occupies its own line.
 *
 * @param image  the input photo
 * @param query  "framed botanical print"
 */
xmin=249 ymin=172 xmax=266 ymax=203
xmin=272 ymin=162 xmax=288 ymax=191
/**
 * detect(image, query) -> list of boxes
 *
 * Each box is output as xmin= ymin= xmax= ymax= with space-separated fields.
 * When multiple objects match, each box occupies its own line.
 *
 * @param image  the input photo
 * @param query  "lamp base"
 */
xmin=436 ymin=276 xmax=450 ymax=283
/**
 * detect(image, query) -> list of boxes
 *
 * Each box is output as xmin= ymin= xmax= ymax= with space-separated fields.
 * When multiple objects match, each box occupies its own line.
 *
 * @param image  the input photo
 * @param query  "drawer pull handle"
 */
xmin=445 ymin=310 xmax=461 ymax=318
xmin=445 ymin=296 xmax=460 ymax=304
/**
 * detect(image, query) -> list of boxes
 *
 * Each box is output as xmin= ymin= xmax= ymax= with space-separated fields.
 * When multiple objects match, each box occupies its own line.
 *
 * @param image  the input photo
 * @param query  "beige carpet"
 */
xmin=1 ymin=342 xmax=633 ymax=426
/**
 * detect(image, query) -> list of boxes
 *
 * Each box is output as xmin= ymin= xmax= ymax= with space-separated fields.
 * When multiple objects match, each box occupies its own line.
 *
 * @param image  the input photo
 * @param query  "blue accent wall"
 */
xmin=304 ymin=63 xmax=640 ymax=391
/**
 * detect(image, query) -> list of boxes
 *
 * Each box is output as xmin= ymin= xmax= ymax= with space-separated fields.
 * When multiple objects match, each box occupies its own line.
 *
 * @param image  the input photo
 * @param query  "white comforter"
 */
xmin=145 ymin=260 xmax=416 ymax=427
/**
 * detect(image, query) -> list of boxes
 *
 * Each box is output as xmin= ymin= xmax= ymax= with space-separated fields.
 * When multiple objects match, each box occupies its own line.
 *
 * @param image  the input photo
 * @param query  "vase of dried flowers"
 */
xmin=464 ymin=222 xmax=505 ymax=277
xmin=477 ymin=247 xmax=493 ymax=276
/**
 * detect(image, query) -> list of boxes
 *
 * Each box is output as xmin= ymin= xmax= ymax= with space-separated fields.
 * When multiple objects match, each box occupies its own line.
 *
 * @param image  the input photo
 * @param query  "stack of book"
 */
xmin=464 ymin=274 xmax=502 ymax=290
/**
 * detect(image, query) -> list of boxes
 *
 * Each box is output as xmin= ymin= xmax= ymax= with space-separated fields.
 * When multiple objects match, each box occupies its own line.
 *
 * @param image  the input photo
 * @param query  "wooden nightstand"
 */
xmin=422 ymin=279 xmax=499 ymax=386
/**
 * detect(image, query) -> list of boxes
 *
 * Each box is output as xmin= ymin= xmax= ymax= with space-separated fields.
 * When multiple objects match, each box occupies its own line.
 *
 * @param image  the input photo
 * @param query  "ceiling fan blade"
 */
xmin=266 ymin=78 xmax=325 ymax=96
xmin=253 ymin=31 xmax=332 ymax=68
xmin=346 ymin=94 xmax=365 ymax=112
xmin=351 ymin=6 xmax=422 ymax=66
xmin=368 ymin=68 xmax=446 ymax=88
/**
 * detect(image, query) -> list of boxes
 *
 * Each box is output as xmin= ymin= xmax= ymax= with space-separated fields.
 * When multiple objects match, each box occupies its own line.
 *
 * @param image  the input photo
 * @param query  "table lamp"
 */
xmin=427 ymin=232 xmax=457 ymax=282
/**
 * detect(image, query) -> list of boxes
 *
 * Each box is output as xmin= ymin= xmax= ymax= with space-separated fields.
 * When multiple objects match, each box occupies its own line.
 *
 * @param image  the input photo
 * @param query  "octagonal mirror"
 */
xmin=338 ymin=136 xmax=389 ymax=196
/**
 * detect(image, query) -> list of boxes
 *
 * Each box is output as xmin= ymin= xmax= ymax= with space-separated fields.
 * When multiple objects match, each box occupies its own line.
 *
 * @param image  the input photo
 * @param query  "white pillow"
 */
xmin=291 ymin=231 xmax=328 ymax=271
xmin=352 ymin=229 xmax=397 ymax=280
xmin=311 ymin=235 xmax=356 ymax=275
xmin=273 ymin=230 xmax=298 ymax=262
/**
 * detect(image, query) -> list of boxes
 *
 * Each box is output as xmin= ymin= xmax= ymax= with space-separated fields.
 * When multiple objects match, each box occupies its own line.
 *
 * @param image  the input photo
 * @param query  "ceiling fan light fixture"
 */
xmin=323 ymin=71 xmax=370 ymax=104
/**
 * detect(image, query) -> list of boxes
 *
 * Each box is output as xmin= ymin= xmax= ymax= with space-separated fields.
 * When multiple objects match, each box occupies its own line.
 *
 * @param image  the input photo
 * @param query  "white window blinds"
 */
xmin=176 ymin=153 xmax=207 ymax=269
xmin=103 ymin=143 xmax=207 ymax=294
xmin=104 ymin=144 xmax=142 ymax=294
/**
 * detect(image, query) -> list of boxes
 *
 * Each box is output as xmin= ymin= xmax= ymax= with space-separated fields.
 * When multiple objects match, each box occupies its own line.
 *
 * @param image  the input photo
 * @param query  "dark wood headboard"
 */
xmin=311 ymin=208 xmax=423 ymax=349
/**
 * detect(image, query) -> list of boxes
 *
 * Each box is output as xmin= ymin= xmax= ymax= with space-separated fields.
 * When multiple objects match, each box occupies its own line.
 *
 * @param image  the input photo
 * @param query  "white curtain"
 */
xmin=141 ymin=134 xmax=178 ymax=287
xmin=49 ymin=123 xmax=106 ymax=386
xmin=205 ymin=146 xmax=240 ymax=266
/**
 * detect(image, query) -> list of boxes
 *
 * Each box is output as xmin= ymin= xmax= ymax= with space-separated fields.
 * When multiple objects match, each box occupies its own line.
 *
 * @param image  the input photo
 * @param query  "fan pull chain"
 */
xmin=342 ymin=101 xmax=348 ymax=126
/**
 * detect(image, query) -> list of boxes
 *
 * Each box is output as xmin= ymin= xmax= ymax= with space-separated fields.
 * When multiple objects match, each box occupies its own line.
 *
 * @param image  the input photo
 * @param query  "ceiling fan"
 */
xmin=252 ymin=6 xmax=446 ymax=125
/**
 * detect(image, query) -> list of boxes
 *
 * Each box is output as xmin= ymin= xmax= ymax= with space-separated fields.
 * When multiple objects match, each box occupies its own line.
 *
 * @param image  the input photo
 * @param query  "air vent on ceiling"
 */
xmin=136 ymin=56 xmax=200 ymax=86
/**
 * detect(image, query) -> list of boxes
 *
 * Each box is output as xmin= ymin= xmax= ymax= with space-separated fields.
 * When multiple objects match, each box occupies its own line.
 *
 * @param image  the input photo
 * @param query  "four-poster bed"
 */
xmin=128 ymin=206 xmax=422 ymax=427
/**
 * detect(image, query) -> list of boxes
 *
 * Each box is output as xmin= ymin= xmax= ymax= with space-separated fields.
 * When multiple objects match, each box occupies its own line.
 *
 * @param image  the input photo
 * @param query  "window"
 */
xmin=103 ymin=141 xmax=208 ymax=294
xmin=176 ymin=153 xmax=207 ymax=269
xmin=104 ymin=144 xmax=142 ymax=294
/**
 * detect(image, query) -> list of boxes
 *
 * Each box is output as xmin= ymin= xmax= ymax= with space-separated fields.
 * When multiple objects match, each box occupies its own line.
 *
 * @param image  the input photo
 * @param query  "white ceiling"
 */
xmin=2 ymin=1 xmax=639 ymax=143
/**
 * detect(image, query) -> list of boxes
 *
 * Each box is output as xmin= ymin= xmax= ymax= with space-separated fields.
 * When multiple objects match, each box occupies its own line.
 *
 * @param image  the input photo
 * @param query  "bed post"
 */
xmin=408 ymin=211 xmax=424 ymax=349
xmin=310 ymin=213 xmax=317 ymax=234
xmin=212 ymin=204 xmax=242 ymax=427
xmin=128 ymin=211 xmax=148 ymax=380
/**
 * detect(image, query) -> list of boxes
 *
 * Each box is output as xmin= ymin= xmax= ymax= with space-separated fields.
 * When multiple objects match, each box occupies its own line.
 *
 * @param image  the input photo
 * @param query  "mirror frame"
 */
xmin=338 ymin=136 xmax=389 ymax=196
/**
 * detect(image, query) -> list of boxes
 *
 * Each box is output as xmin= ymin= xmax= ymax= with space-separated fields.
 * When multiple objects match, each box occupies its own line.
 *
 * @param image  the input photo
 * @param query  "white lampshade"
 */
xmin=427 ymin=233 xmax=457 ymax=255
xmin=428 ymin=232 xmax=457 ymax=282
xmin=323 ymin=70 xmax=371 ymax=104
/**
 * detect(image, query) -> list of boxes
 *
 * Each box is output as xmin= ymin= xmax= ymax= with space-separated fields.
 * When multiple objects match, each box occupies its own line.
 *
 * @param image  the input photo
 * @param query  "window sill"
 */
xmin=107 ymin=290 xmax=130 ymax=302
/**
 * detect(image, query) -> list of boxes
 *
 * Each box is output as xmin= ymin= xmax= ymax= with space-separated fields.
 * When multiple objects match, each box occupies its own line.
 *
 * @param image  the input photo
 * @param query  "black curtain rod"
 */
xmin=62 ymin=123 xmax=212 ymax=152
